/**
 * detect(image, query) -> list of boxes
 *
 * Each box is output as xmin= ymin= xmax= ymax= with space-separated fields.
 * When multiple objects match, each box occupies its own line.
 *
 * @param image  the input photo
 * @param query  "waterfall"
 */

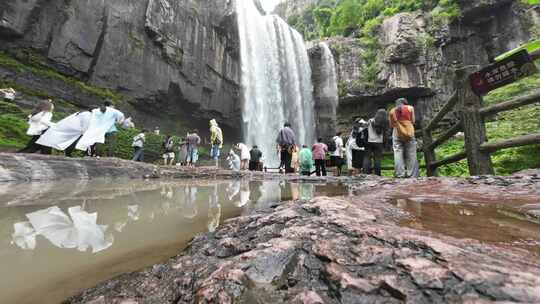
xmin=314 ymin=41 xmax=339 ymax=138
xmin=236 ymin=0 xmax=316 ymax=167
xmin=318 ymin=42 xmax=339 ymax=109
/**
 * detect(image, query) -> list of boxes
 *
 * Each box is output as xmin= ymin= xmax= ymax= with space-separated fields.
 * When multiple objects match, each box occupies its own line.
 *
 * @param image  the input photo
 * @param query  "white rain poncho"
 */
xmin=227 ymin=150 xmax=241 ymax=171
xmin=76 ymin=107 xmax=124 ymax=151
xmin=11 ymin=222 xmax=37 ymax=250
xmin=15 ymin=205 xmax=113 ymax=253
xmin=36 ymin=111 xmax=92 ymax=150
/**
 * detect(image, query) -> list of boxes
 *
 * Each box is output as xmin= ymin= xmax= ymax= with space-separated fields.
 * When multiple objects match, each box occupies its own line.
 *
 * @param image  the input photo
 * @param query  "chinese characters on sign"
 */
xmin=470 ymin=50 xmax=537 ymax=96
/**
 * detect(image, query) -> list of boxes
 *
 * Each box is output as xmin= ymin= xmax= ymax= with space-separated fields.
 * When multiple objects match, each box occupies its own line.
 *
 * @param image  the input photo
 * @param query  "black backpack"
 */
xmin=327 ymin=138 xmax=337 ymax=152
xmin=355 ymin=128 xmax=368 ymax=148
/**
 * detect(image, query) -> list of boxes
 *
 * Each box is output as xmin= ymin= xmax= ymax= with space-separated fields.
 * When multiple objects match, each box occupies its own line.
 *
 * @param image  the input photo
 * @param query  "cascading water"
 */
xmin=236 ymin=0 xmax=316 ymax=166
xmin=318 ymin=42 xmax=339 ymax=109
xmin=314 ymin=41 xmax=339 ymax=138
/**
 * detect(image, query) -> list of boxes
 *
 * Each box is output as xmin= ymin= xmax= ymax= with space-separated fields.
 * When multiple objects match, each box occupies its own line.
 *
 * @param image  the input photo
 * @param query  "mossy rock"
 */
xmin=0 ymin=101 xmax=25 ymax=117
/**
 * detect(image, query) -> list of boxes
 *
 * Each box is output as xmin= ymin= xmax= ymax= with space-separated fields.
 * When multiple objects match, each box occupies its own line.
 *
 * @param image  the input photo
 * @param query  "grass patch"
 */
xmin=434 ymin=64 xmax=540 ymax=176
xmin=0 ymin=114 xmax=30 ymax=150
xmin=0 ymin=50 xmax=123 ymax=104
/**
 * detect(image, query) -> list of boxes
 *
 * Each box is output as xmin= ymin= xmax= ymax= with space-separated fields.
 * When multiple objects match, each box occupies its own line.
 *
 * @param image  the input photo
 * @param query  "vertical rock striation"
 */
xmin=309 ymin=42 xmax=339 ymax=139
xmin=0 ymin=0 xmax=242 ymax=136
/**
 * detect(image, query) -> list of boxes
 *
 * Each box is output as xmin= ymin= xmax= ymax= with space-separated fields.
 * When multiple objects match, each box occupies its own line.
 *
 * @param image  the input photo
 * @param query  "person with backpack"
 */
xmin=312 ymin=138 xmax=328 ymax=176
xmin=364 ymin=108 xmax=388 ymax=176
xmin=132 ymin=129 xmax=146 ymax=162
xmin=210 ymin=119 xmax=224 ymax=168
xmin=389 ymin=98 xmax=419 ymax=178
xmin=177 ymin=137 xmax=188 ymax=166
xmin=249 ymin=145 xmax=263 ymax=171
xmin=186 ymin=130 xmax=201 ymax=167
xmin=162 ymin=135 xmax=175 ymax=166
xmin=330 ymin=132 xmax=344 ymax=176
xmin=353 ymin=119 xmax=369 ymax=172
xmin=276 ymin=122 xmax=296 ymax=173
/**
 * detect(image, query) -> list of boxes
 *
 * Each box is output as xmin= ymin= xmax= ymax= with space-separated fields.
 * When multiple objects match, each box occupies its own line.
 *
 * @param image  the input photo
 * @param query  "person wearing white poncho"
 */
xmin=75 ymin=101 xmax=125 ymax=154
xmin=36 ymin=111 xmax=92 ymax=156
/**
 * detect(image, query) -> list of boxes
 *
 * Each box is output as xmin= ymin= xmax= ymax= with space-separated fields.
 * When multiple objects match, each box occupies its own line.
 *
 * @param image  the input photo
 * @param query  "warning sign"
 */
xmin=470 ymin=50 xmax=537 ymax=96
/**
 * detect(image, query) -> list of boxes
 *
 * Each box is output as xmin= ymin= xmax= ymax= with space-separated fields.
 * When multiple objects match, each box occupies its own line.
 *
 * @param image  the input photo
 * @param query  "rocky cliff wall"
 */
xmin=0 ymin=0 xmax=242 ymax=137
xmin=301 ymin=0 xmax=539 ymax=132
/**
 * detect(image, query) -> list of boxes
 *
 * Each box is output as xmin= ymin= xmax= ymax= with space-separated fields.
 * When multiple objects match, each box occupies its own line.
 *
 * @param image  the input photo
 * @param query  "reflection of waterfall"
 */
xmin=12 ymin=206 xmax=113 ymax=253
xmin=236 ymin=0 xmax=316 ymax=166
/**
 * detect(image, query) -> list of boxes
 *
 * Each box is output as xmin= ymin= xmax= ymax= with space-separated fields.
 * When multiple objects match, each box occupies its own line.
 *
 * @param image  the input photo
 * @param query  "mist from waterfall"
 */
xmin=236 ymin=0 xmax=315 ymax=167
xmin=318 ymin=42 xmax=339 ymax=109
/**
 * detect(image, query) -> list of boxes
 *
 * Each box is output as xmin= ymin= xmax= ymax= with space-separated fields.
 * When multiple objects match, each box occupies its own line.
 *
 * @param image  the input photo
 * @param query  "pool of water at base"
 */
xmin=393 ymin=198 xmax=540 ymax=255
xmin=0 ymin=179 xmax=349 ymax=304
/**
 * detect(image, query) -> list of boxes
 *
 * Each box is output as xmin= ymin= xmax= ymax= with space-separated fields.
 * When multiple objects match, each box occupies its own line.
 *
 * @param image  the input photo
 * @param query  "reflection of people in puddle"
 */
xmin=238 ymin=181 xmax=250 ymax=208
xmin=227 ymin=180 xmax=240 ymax=201
xmin=227 ymin=180 xmax=250 ymax=208
xmin=160 ymin=184 xmax=173 ymax=200
xmin=181 ymin=186 xmax=199 ymax=219
xmin=127 ymin=205 xmax=140 ymax=221
xmin=249 ymin=181 xmax=263 ymax=202
xmin=208 ymin=185 xmax=222 ymax=232
xmin=299 ymin=183 xmax=314 ymax=200
xmin=11 ymin=206 xmax=113 ymax=253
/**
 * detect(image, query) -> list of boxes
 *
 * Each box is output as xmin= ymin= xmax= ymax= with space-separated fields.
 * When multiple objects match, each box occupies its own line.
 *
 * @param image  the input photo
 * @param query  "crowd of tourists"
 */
xmin=275 ymin=97 xmax=419 ymax=178
xmin=7 ymin=87 xmax=418 ymax=177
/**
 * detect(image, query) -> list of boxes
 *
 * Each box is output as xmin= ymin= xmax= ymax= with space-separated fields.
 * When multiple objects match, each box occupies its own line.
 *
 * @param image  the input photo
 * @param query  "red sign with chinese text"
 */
xmin=470 ymin=50 xmax=537 ymax=96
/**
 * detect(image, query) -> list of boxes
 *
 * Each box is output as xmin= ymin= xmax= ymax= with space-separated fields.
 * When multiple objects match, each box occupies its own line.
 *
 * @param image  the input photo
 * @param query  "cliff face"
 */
xmin=0 ymin=0 xmax=241 ymax=137
xmin=298 ymin=0 xmax=540 ymax=131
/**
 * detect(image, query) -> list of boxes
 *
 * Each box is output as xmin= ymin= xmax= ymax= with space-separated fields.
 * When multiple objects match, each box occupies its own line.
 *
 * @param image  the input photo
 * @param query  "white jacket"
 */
xmin=26 ymin=111 xmax=53 ymax=136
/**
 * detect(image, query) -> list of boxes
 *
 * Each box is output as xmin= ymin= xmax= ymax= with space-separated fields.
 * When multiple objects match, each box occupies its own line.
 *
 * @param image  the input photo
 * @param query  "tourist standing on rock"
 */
xmin=18 ymin=99 xmax=55 ymax=154
xmin=210 ymin=119 xmax=224 ymax=168
xmin=177 ymin=137 xmax=188 ymax=166
xmin=227 ymin=149 xmax=241 ymax=172
xmin=389 ymin=98 xmax=419 ymax=178
xmin=364 ymin=109 xmax=388 ymax=176
xmin=299 ymin=145 xmax=314 ymax=176
xmin=276 ymin=122 xmax=296 ymax=173
xmin=186 ymin=130 xmax=201 ymax=167
xmin=249 ymin=145 xmax=263 ymax=171
xmin=354 ymin=119 xmax=369 ymax=172
xmin=235 ymin=143 xmax=250 ymax=170
xmin=312 ymin=138 xmax=328 ymax=176
xmin=330 ymin=132 xmax=344 ymax=176
xmin=76 ymin=101 xmax=125 ymax=157
xmin=162 ymin=135 xmax=175 ymax=166
xmin=132 ymin=129 xmax=146 ymax=162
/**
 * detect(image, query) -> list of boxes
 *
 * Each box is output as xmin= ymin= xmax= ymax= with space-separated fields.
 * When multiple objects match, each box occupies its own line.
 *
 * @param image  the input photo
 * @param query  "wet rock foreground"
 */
xmin=67 ymin=195 xmax=540 ymax=304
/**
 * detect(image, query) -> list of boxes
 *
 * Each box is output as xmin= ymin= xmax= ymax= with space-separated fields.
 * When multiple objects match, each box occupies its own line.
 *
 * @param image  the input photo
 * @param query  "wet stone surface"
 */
xmin=67 ymin=175 xmax=540 ymax=304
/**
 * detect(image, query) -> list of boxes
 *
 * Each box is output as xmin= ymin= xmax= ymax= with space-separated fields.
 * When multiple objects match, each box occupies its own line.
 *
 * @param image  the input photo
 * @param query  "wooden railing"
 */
xmin=417 ymin=62 xmax=540 ymax=176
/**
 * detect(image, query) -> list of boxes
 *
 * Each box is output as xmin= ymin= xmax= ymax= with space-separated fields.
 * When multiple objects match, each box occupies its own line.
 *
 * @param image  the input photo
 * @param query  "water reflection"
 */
xmin=0 ymin=179 xmax=348 ymax=304
xmin=394 ymin=199 xmax=540 ymax=254
xmin=12 ymin=206 xmax=113 ymax=253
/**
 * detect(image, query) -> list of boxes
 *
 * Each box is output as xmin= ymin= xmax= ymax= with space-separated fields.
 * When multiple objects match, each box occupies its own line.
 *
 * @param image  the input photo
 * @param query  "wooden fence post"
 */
xmin=422 ymin=126 xmax=437 ymax=177
xmin=456 ymin=67 xmax=495 ymax=175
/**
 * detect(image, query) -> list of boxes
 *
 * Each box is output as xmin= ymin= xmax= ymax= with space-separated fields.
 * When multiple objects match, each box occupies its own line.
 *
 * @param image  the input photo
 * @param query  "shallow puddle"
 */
xmin=0 ymin=179 xmax=348 ymax=304
xmin=394 ymin=199 xmax=540 ymax=255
